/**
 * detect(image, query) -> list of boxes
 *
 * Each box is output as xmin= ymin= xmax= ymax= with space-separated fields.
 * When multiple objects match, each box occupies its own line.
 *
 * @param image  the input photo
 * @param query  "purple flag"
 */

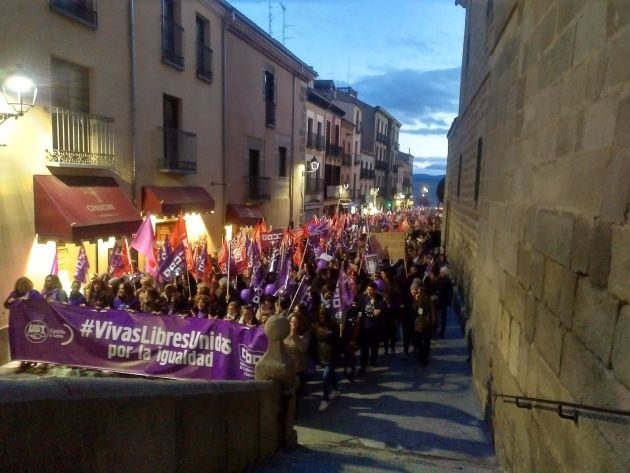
xmin=274 ymin=243 xmax=294 ymax=296
xmin=158 ymin=235 xmax=172 ymax=267
xmin=74 ymin=245 xmax=90 ymax=283
xmin=157 ymin=242 xmax=186 ymax=281
xmin=131 ymin=213 xmax=157 ymax=277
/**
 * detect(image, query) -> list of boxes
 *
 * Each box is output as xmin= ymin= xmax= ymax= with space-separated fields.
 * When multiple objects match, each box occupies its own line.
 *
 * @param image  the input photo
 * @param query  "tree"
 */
xmin=436 ymin=177 xmax=445 ymax=203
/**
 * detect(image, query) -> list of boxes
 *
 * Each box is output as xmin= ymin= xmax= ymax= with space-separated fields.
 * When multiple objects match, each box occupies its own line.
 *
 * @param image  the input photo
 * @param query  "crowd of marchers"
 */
xmin=4 ymin=208 xmax=453 ymax=412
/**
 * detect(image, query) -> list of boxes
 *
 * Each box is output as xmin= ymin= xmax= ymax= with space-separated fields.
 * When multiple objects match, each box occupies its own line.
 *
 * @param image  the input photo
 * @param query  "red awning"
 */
xmin=34 ymin=175 xmax=142 ymax=242
xmin=225 ymin=204 xmax=264 ymax=226
xmin=142 ymin=186 xmax=215 ymax=217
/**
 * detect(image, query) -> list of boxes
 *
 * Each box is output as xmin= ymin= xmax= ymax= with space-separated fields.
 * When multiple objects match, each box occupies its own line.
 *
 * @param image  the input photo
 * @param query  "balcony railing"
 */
xmin=360 ymin=169 xmax=375 ymax=179
xmin=245 ymin=176 xmax=271 ymax=201
xmin=196 ymin=42 xmax=213 ymax=81
xmin=376 ymin=132 xmax=388 ymax=144
xmin=393 ymin=164 xmax=399 ymax=172
xmin=403 ymin=178 xmax=411 ymax=187
xmin=375 ymin=160 xmax=388 ymax=171
xmin=46 ymin=107 xmax=115 ymax=168
xmin=326 ymin=143 xmax=341 ymax=157
xmin=49 ymin=0 xmax=97 ymax=27
xmin=353 ymin=154 xmax=361 ymax=166
xmin=162 ymin=17 xmax=184 ymax=68
xmin=159 ymin=127 xmax=197 ymax=173
xmin=305 ymin=176 xmax=323 ymax=194
xmin=307 ymin=133 xmax=324 ymax=150
xmin=341 ymin=153 xmax=352 ymax=166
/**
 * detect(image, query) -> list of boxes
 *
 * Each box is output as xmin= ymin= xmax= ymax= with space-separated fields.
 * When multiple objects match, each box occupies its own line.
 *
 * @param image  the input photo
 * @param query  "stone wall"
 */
xmin=0 ymin=378 xmax=282 ymax=473
xmin=446 ymin=1 xmax=630 ymax=471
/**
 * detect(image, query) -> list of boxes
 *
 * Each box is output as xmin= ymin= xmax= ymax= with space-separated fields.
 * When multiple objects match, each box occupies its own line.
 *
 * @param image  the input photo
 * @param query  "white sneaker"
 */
xmin=330 ymin=390 xmax=340 ymax=400
xmin=318 ymin=400 xmax=329 ymax=411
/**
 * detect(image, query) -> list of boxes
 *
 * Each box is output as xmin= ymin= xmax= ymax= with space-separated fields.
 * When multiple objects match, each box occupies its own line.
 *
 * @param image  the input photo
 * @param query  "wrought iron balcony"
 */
xmin=196 ymin=42 xmax=213 ymax=81
xmin=159 ymin=127 xmax=197 ymax=173
xmin=393 ymin=164 xmax=399 ymax=172
xmin=360 ymin=169 xmax=376 ymax=179
xmin=245 ymin=176 xmax=271 ymax=201
xmin=49 ymin=0 xmax=97 ymax=27
xmin=341 ymin=153 xmax=352 ymax=166
xmin=376 ymin=132 xmax=388 ymax=144
xmin=162 ymin=17 xmax=184 ymax=68
xmin=305 ymin=176 xmax=323 ymax=194
xmin=375 ymin=160 xmax=388 ymax=171
xmin=353 ymin=154 xmax=361 ymax=166
xmin=46 ymin=107 xmax=115 ymax=168
xmin=403 ymin=177 xmax=411 ymax=187
xmin=326 ymin=143 xmax=341 ymax=157
xmin=307 ymin=133 xmax=325 ymax=150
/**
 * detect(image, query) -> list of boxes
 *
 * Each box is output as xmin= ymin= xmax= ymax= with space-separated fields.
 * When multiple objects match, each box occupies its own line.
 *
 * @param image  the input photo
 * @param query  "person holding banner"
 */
xmin=67 ymin=280 xmax=86 ymax=306
xmin=41 ymin=274 xmax=68 ymax=303
xmin=4 ymin=277 xmax=42 ymax=308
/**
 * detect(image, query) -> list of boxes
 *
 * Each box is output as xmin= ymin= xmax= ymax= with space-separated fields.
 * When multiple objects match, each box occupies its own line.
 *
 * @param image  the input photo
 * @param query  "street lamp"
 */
xmin=302 ymin=157 xmax=320 ymax=223
xmin=1 ymin=72 xmax=38 ymax=126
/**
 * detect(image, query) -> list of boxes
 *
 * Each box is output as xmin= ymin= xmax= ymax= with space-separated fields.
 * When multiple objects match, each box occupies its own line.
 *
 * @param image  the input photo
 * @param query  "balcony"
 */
xmin=49 ymin=0 xmax=97 ymax=27
xmin=326 ymin=143 xmax=341 ymax=157
xmin=341 ymin=153 xmax=352 ymax=166
xmin=159 ymin=127 xmax=197 ymax=173
xmin=403 ymin=177 xmax=411 ymax=187
xmin=245 ymin=176 xmax=271 ymax=201
xmin=375 ymin=160 xmax=388 ymax=171
xmin=162 ymin=17 xmax=184 ymax=68
xmin=196 ymin=42 xmax=213 ymax=82
xmin=353 ymin=154 xmax=361 ymax=166
xmin=393 ymin=164 xmax=399 ymax=172
xmin=305 ymin=176 xmax=323 ymax=194
xmin=376 ymin=132 xmax=388 ymax=144
xmin=307 ymin=133 xmax=325 ymax=150
xmin=360 ymin=169 xmax=376 ymax=179
xmin=46 ymin=107 xmax=115 ymax=168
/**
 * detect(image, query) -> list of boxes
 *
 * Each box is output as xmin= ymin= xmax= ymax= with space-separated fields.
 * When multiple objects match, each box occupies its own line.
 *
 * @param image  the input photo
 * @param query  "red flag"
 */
xmin=231 ymin=235 xmax=248 ymax=275
xmin=217 ymin=239 xmax=228 ymax=273
xmin=169 ymin=213 xmax=193 ymax=269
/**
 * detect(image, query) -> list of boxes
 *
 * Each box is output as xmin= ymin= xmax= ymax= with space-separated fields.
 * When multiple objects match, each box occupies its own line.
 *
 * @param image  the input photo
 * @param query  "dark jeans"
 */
xmin=359 ymin=327 xmax=379 ymax=369
xmin=402 ymin=316 xmax=415 ymax=354
xmin=416 ymin=330 xmax=432 ymax=366
xmin=322 ymin=364 xmax=338 ymax=400
xmin=439 ymin=304 xmax=449 ymax=337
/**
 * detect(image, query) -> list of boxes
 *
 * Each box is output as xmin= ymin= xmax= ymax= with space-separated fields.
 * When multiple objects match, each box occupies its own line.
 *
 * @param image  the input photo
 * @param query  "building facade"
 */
xmin=445 ymin=1 xmax=630 ymax=471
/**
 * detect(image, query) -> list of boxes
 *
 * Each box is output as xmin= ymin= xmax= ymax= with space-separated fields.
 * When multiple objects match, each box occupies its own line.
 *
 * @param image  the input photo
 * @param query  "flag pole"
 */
xmin=124 ymin=237 xmax=134 ymax=274
xmin=288 ymin=274 xmax=307 ymax=312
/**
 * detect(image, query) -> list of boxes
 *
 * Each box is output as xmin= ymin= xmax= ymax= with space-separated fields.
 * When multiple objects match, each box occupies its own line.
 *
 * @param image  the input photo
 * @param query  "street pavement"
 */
xmin=255 ymin=313 xmax=502 ymax=472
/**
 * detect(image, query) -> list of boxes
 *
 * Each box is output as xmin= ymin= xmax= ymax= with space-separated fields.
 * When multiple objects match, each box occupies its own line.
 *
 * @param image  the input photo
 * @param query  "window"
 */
xmin=196 ymin=15 xmax=212 ymax=81
xmin=49 ymin=0 xmax=98 ymax=27
xmin=278 ymin=147 xmax=287 ymax=177
xmin=307 ymin=118 xmax=314 ymax=148
xmin=51 ymin=57 xmax=89 ymax=112
xmin=474 ymin=138 xmax=483 ymax=204
xmin=162 ymin=0 xmax=184 ymax=68
xmin=163 ymin=94 xmax=181 ymax=167
xmin=457 ymin=153 xmax=463 ymax=199
xmin=264 ymin=71 xmax=276 ymax=127
xmin=326 ymin=120 xmax=331 ymax=145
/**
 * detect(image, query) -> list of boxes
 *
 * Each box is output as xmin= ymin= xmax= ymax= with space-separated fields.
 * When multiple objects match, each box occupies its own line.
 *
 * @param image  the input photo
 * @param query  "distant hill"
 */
xmin=412 ymin=174 xmax=445 ymax=206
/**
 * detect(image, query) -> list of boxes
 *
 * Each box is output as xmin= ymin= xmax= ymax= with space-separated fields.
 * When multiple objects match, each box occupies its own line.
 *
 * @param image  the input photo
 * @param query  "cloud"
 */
xmin=413 ymin=157 xmax=447 ymax=175
xmin=353 ymin=67 xmax=460 ymax=125
xmin=403 ymin=127 xmax=449 ymax=136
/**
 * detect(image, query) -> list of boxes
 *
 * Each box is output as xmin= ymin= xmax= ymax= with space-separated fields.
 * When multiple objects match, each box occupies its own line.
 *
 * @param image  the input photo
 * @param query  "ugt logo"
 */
xmin=25 ymin=320 xmax=49 ymax=344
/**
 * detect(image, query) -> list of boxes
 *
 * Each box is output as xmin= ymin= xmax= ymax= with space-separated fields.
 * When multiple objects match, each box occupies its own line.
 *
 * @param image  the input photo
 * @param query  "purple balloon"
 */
xmin=317 ymin=260 xmax=328 ymax=271
xmin=240 ymin=288 xmax=251 ymax=303
xmin=264 ymin=284 xmax=277 ymax=296
xmin=375 ymin=279 xmax=385 ymax=291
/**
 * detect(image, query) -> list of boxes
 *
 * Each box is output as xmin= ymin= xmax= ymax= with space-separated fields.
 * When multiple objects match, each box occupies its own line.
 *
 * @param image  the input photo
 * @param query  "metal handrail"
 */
xmin=496 ymin=394 xmax=630 ymax=424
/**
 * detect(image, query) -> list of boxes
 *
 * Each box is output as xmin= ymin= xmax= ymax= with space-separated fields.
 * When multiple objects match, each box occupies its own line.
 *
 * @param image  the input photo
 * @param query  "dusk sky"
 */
xmin=228 ymin=0 xmax=466 ymax=176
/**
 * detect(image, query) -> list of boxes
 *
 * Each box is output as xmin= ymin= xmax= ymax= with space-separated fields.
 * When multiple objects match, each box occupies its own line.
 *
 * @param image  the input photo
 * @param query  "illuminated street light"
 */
xmin=1 ymin=72 xmax=38 ymax=125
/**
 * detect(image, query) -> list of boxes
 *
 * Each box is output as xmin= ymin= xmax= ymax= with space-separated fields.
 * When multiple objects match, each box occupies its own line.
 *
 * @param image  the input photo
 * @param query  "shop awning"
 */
xmin=34 ymin=175 xmax=142 ymax=243
xmin=142 ymin=186 xmax=215 ymax=216
xmin=225 ymin=204 xmax=264 ymax=226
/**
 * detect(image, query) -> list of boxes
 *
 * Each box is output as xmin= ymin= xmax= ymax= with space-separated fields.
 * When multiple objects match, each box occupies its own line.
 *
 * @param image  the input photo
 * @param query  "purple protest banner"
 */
xmin=9 ymin=300 xmax=268 ymax=380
